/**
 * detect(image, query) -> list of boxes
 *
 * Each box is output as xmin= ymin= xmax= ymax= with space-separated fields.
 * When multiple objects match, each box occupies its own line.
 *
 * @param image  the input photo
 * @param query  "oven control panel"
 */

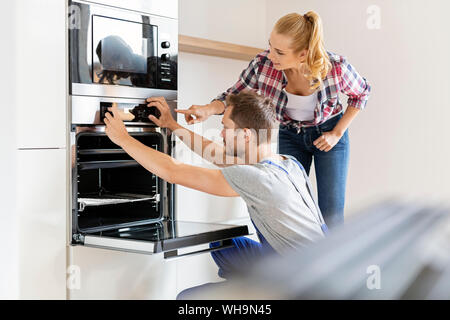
xmin=71 ymin=95 xmax=177 ymax=127
xmin=100 ymin=102 xmax=161 ymax=125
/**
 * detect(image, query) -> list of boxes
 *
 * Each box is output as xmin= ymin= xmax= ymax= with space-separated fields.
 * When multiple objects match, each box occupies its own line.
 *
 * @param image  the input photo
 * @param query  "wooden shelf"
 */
xmin=179 ymin=34 xmax=264 ymax=61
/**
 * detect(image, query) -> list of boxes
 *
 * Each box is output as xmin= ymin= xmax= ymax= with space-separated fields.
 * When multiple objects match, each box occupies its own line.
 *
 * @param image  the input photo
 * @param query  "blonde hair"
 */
xmin=274 ymin=11 xmax=331 ymax=89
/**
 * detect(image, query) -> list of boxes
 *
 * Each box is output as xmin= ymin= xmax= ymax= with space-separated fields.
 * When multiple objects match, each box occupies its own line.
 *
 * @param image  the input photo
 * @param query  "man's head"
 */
xmin=221 ymin=90 xmax=277 ymax=157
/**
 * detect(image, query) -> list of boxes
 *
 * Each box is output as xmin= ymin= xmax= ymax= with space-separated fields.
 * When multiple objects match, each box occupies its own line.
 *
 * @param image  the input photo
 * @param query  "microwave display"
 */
xmin=93 ymin=15 xmax=158 ymax=88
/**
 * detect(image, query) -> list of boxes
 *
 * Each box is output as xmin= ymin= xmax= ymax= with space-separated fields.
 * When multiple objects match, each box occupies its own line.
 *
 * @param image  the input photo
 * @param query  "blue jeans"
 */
xmin=177 ymin=231 xmax=276 ymax=299
xmin=209 ymin=231 xmax=277 ymax=279
xmin=278 ymin=113 xmax=350 ymax=228
xmin=177 ymin=227 xmax=277 ymax=300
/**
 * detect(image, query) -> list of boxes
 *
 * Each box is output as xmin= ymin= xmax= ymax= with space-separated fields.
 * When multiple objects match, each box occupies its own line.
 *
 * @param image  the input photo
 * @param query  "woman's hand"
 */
xmin=176 ymin=100 xmax=225 ymax=125
xmin=104 ymin=106 xmax=132 ymax=147
xmin=313 ymin=130 xmax=343 ymax=152
xmin=175 ymin=104 xmax=212 ymax=125
xmin=146 ymin=97 xmax=179 ymax=130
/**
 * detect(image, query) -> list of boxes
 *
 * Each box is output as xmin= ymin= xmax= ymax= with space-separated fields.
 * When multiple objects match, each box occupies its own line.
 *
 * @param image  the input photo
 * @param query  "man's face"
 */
xmin=220 ymin=106 xmax=248 ymax=157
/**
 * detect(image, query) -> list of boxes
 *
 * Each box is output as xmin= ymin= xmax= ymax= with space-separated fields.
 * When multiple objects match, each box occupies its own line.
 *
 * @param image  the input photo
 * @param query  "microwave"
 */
xmin=68 ymin=0 xmax=249 ymax=259
xmin=69 ymin=0 xmax=177 ymax=100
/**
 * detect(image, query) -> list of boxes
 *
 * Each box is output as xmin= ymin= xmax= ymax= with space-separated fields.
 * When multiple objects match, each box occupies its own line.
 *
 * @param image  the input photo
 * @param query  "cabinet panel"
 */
xmin=69 ymin=246 xmax=177 ymax=299
xmin=83 ymin=0 xmax=178 ymax=19
xmin=15 ymin=0 xmax=67 ymax=148
xmin=17 ymin=149 xmax=67 ymax=299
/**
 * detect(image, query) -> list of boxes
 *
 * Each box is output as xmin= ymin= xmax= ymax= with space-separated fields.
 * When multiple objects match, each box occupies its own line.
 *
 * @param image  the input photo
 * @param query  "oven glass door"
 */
xmin=92 ymin=15 xmax=158 ymax=88
xmin=82 ymin=220 xmax=249 ymax=259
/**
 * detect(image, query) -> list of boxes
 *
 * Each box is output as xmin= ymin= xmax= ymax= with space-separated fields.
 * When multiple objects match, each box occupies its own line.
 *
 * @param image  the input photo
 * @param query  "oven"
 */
xmin=68 ymin=0 xmax=249 ymax=259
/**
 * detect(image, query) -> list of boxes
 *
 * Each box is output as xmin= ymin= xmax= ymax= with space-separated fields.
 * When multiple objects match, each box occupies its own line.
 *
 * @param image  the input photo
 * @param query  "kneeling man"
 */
xmin=104 ymin=90 xmax=327 ymax=281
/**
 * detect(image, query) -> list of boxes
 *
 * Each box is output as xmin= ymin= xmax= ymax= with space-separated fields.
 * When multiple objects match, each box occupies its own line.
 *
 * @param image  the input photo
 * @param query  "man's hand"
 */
xmin=104 ymin=106 xmax=132 ymax=147
xmin=146 ymin=97 xmax=179 ymax=130
xmin=313 ymin=130 xmax=343 ymax=152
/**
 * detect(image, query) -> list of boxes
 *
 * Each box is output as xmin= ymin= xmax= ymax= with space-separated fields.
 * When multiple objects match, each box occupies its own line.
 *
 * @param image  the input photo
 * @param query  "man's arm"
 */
xmin=147 ymin=97 xmax=241 ymax=168
xmin=104 ymin=106 xmax=239 ymax=198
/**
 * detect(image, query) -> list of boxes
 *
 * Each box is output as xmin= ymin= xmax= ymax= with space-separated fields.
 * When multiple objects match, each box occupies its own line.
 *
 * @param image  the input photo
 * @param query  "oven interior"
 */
xmin=74 ymin=131 xmax=165 ymax=233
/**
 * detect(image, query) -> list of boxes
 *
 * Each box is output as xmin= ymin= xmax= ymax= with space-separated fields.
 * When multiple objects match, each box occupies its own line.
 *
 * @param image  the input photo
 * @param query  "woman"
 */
xmin=177 ymin=11 xmax=371 ymax=228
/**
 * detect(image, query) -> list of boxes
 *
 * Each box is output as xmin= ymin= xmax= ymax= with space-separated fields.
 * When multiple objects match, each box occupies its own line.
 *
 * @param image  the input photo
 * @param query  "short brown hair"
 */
xmin=225 ymin=90 xmax=277 ymax=143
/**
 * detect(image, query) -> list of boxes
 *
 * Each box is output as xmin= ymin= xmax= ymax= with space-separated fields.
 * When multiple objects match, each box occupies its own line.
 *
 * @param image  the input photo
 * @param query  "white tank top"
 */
xmin=284 ymin=89 xmax=318 ymax=122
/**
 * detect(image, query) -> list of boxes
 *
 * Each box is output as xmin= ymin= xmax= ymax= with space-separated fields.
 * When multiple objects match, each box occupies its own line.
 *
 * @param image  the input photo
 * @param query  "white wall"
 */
xmin=179 ymin=0 xmax=267 ymax=48
xmin=265 ymin=0 xmax=450 ymax=215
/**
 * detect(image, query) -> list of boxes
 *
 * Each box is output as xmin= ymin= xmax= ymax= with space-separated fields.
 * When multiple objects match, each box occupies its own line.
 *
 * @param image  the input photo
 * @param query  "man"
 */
xmin=104 ymin=90 xmax=326 ymax=280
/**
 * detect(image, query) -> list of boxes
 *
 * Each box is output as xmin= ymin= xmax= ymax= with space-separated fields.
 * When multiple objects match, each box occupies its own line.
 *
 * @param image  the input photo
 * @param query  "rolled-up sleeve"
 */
xmin=212 ymin=53 xmax=262 ymax=106
xmin=338 ymin=57 xmax=371 ymax=110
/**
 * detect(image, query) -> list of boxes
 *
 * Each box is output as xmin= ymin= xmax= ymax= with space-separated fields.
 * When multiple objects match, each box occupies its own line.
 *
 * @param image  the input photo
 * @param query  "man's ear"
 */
xmin=243 ymin=128 xmax=253 ymax=143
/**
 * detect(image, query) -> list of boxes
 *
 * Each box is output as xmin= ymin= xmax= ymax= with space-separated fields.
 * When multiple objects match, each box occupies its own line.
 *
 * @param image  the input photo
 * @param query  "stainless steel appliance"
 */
xmin=68 ymin=0 xmax=248 ymax=258
xmin=69 ymin=0 xmax=178 ymax=100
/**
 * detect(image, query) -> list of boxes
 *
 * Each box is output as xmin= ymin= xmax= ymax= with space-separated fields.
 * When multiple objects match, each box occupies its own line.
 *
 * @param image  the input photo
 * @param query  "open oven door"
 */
xmin=72 ymin=130 xmax=250 ymax=259
xmin=78 ymin=220 xmax=249 ymax=259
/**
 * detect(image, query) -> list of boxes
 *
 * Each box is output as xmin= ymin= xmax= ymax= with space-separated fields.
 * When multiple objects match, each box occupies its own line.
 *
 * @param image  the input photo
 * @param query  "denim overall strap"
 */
xmin=261 ymin=159 xmax=329 ymax=235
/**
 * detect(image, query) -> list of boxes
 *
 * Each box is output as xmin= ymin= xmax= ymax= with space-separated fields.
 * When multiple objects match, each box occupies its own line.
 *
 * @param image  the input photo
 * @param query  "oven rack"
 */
xmin=78 ymin=149 xmax=127 ymax=155
xmin=78 ymin=193 xmax=160 ymax=212
xmin=78 ymin=160 xmax=140 ymax=170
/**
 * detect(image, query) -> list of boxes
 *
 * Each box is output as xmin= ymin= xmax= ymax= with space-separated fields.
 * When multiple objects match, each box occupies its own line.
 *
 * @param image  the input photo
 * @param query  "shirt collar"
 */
xmin=280 ymin=70 xmax=288 ymax=88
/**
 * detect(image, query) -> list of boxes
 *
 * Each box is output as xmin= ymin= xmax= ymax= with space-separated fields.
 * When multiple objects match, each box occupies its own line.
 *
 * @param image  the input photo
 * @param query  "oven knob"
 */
xmin=161 ymin=53 xmax=171 ymax=61
xmin=161 ymin=41 xmax=171 ymax=49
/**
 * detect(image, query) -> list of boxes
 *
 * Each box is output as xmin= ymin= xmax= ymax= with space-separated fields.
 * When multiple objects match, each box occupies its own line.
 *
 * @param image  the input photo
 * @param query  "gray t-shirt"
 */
xmin=221 ymin=154 xmax=325 ymax=256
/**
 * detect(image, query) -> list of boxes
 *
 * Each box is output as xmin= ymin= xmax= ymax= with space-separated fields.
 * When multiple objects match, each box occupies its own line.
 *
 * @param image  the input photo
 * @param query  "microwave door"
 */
xmin=81 ymin=220 xmax=249 ymax=258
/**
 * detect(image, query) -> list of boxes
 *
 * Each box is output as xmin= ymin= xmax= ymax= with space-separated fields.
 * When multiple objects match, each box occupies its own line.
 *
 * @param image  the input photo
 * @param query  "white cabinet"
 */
xmin=69 ymin=246 xmax=177 ymax=299
xmin=87 ymin=0 xmax=178 ymax=19
xmin=14 ymin=0 xmax=67 ymax=149
xmin=16 ymin=149 xmax=67 ymax=299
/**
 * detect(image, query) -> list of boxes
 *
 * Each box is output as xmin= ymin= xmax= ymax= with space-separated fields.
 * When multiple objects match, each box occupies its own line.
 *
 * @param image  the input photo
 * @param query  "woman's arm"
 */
xmin=211 ymin=52 xmax=263 ymax=110
xmin=314 ymin=57 xmax=371 ymax=152
xmin=332 ymin=106 xmax=360 ymax=137
xmin=177 ymin=52 xmax=264 ymax=124
xmin=338 ymin=56 xmax=371 ymax=110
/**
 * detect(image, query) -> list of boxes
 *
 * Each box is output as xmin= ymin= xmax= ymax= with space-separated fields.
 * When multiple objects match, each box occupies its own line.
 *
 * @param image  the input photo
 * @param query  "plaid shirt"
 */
xmin=213 ymin=50 xmax=371 ymax=132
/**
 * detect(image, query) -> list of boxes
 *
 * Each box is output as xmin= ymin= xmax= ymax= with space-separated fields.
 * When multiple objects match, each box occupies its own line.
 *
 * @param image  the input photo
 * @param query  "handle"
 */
xmin=163 ymin=239 xmax=233 ymax=260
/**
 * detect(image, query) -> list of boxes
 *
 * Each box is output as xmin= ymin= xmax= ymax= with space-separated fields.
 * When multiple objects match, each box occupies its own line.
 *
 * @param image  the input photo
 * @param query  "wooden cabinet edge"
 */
xmin=179 ymin=34 xmax=264 ymax=61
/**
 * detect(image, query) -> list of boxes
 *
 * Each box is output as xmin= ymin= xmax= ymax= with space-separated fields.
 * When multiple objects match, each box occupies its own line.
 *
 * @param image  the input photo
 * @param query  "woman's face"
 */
xmin=267 ymin=31 xmax=307 ymax=71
